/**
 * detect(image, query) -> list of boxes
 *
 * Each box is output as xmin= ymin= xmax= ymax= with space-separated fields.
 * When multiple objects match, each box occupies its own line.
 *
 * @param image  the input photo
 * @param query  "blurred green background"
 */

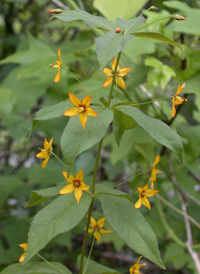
xmin=0 ymin=0 xmax=200 ymax=273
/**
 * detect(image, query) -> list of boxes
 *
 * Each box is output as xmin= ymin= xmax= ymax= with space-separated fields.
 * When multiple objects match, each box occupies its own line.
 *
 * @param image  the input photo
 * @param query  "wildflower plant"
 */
xmin=4 ymin=3 xmax=195 ymax=274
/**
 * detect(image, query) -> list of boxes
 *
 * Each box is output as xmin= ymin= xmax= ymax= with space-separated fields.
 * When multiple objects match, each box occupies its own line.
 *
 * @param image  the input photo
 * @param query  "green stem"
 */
xmin=157 ymin=194 xmax=200 ymax=230
xmin=51 ymin=151 xmax=66 ymax=168
xmin=37 ymin=253 xmax=66 ymax=274
xmin=83 ymin=234 xmax=96 ymax=274
xmin=61 ymin=66 xmax=88 ymax=92
xmin=156 ymin=197 xmax=200 ymax=250
xmin=108 ymin=52 xmax=122 ymax=107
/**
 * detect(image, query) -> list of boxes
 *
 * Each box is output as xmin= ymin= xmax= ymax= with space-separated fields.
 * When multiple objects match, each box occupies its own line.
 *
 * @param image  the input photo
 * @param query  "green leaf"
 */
xmin=98 ymin=194 xmax=165 ymax=269
xmin=113 ymin=109 xmax=137 ymax=146
xmin=26 ymin=182 xmax=66 ymax=207
xmin=115 ymin=105 xmax=183 ymax=162
xmin=0 ymin=262 xmax=72 ymax=274
xmin=61 ymin=107 xmax=113 ymax=172
xmin=54 ymin=10 xmax=116 ymax=31
xmin=164 ymin=1 xmax=200 ymax=35
xmin=96 ymin=31 xmax=134 ymax=69
xmin=133 ymin=32 xmax=182 ymax=51
xmin=77 ymin=256 xmax=118 ymax=274
xmin=0 ymin=88 xmax=16 ymax=114
xmin=24 ymin=193 xmax=91 ymax=263
xmin=93 ymin=0 xmax=149 ymax=22
xmin=116 ymin=16 xmax=145 ymax=35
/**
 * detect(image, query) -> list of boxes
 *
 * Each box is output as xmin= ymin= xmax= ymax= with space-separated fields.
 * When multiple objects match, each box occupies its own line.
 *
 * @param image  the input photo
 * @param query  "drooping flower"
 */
xmin=36 ymin=137 xmax=53 ymax=168
xmin=59 ymin=169 xmax=89 ymax=203
xmin=129 ymin=256 xmax=146 ymax=274
xmin=88 ymin=217 xmax=112 ymax=243
xmin=63 ymin=93 xmax=99 ymax=130
xmin=50 ymin=48 xmax=62 ymax=83
xmin=19 ymin=243 xmax=28 ymax=263
xmin=135 ymin=183 xmax=159 ymax=210
xmin=149 ymin=155 xmax=162 ymax=189
xmin=171 ymin=83 xmax=187 ymax=118
xmin=103 ymin=57 xmax=131 ymax=89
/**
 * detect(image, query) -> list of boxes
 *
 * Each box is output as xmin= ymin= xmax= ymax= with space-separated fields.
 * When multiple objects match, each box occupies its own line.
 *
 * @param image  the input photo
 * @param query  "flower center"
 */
xmin=73 ymin=180 xmax=81 ymax=188
xmin=141 ymin=191 xmax=146 ymax=197
xmin=77 ymin=105 xmax=86 ymax=113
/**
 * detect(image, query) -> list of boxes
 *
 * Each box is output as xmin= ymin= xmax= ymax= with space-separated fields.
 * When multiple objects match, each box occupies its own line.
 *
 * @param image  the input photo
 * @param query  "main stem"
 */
xmin=79 ymin=52 xmax=122 ymax=274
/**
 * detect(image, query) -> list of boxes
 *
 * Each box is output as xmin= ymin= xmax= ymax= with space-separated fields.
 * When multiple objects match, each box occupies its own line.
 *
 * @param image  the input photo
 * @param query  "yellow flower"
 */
xmin=19 ymin=243 xmax=28 ymax=263
xmin=50 ymin=48 xmax=62 ymax=83
xmin=135 ymin=183 xmax=159 ymax=210
xmin=129 ymin=256 xmax=146 ymax=274
xmin=59 ymin=169 xmax=89 ymax=203
xmin=63 ymin=93 xmax=99 ymax=130
xmin=36 ymin=137 xmax=53 ymax=168
xmin=149 ymin=155 xmax=162 ymax=189
xmin=88 ymin=217 xmax=112 ymax=243
xmin=171 ymin=83 xmax=187 ymax=118
xmin=103 ymin=57 xmax=131 ymax=89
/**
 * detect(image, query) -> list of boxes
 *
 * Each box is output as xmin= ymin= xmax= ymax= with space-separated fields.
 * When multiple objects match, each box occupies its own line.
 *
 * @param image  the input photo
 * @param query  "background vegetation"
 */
xmin=0 ymin=0 xmax=200 ymax=273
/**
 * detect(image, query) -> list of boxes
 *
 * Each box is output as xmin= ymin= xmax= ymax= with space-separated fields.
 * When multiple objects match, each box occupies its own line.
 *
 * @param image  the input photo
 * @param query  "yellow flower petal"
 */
xmin=75 ymin=169 xmax=84 ymax=182
xmin=69 ymin=93 xmax=81 ymax=107
xmin=118 ymin=67 xmax=131 ymax=77
xmin=63 ymin=107 xmax=79 ymax=117
xmin=141 ymin=196 xmax=151 ymax=210
xmin=145 ymin=189 xmax=159 ymax=198
xmin=103 ymin=68 xmax=113 ymax=76
xmin=97 ymin=217 xmax=106 ymax=228
xmin=44 ymin=137 xmax=51 ymax=151
xmin=174 ymin=96 xmax=185 ymax=105
xmin=111 ymin=57 xmax=119 ymax=71
xmin=80 ymin=182 xmax=89 ymax=191
xmin=58 ymin=48 xmax=61 ymax=59
xmin=88 ymin=228 xmax=95 ymax=233
xmin=59 ymin=184 xmax=75 ymax=194
xmin=62 ymin=171 xmax=68 ymax=182
xmin=54 ymin=70 xmax=61 ymax=83
xmin=116 ymin=76 xmax=126 ymax=89
xmin=90 ymin=216 xmax=97 ymax=227
xmin=19 ymin=252 xmax=26 ymax=263
xmin=82 ymin=95 xmax=92 ymax=107
xmin=49 ymin=137 xmax=54 ymax=149
xmin=103 ymin=76 xmax=113 ymax=88
xmin=94 ymin=231 xmax=101 ymax=243
xmin=135 ymin=198 xmax=142 ymax=209
xmin=153 ymin=155 xmax=160 ymax=167
xmin=79 ymin=112 xmax=88 ymax=130
xmin=86 ymin=107 xmax=99 ymax=117
xmin=41 ymin=156 xmax=50 ymax=168
xmin=74 ymin=187 xmax=83 ymax=203
xmin=36 ymin=150 xmax=49 ymax=159
xmin=99 ymin=228 xmax=112 ymax=234
xmin=19 ymin=243 xmax=28 ymax=251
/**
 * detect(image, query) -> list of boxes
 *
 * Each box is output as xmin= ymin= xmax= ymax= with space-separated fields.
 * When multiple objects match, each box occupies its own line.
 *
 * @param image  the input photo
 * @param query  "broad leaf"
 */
xmin=116 ymin=16 xmax=145 ymax=35
xmin=93 ymin=0 xmax=149 ymax=22
xmin=24 ymin=193 xmax=91 ymax=263
xmin=0 ymin=262 xmax=71 ymax=274
xmin=54 ymin=10 xmax=116 ymax=31
xmin=96 ymin=30 xmax=134 ymax=69
xmin=95 ymin=183 xmax=132 ymax=201
xmin=114 ymin=105 xmax=183 ymax=161
xmin=77 ymin=256 xmax=118 ymax=274
xmin=61 ymin=107 xmax=113 ymax=172
xmin=98 ymin=194 xmax=165 ymax=269
xmin=26 ymin=182 xmax=66 ymax=207
xmin=133 ymin=32 xmax=182 ymax=51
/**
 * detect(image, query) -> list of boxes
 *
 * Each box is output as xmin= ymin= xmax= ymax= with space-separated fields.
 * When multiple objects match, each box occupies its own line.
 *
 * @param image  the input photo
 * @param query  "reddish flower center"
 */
xmin=141 ymin=191 xmax=146 ymax=197
xmin=73 ymin=180 xmax=81 ymax=188
xmin=77 ymin=105 xmax=86 ymax=113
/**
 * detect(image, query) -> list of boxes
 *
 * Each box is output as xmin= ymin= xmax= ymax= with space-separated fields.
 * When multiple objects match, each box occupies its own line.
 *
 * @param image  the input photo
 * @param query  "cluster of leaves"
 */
xmin=0 ymin=0 xmax=200 ymax=274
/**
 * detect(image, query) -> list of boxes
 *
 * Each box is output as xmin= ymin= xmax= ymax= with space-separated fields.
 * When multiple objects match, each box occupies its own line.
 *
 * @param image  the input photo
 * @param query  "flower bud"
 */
xmin=173 ymin=14 xmax=186 ymax=20
xmin=115 ymin=28 xmax=121 ymax=33
xmin=48 ymin=9 xmax=64 ymax=14
xmin=148 ymin=6 xmax=158 ymax=11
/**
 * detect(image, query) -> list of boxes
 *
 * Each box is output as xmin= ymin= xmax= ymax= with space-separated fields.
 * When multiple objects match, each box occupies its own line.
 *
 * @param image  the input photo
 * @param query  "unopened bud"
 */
xmin=115 ymin=28 xmax=121 ymax=33
xmin=48 ymin=9 xmax=64 ymax=14
xmin=149 ymin=6 xmax=158 ymax=11
xmin=173 ymin=14 xmax=186 ymax=21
